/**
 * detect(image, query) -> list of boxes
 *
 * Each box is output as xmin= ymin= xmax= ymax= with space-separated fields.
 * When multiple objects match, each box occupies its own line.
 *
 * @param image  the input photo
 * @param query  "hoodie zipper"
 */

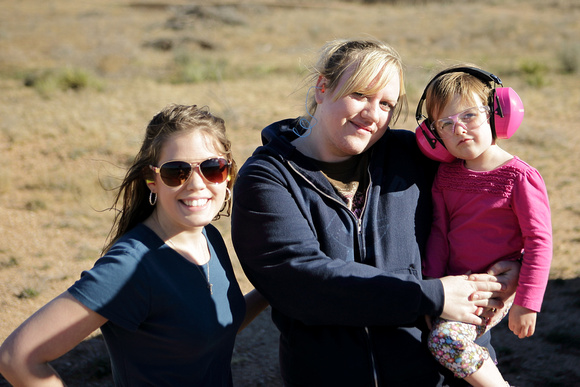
xmin=288 ymin=162 xmax=379 ymax=387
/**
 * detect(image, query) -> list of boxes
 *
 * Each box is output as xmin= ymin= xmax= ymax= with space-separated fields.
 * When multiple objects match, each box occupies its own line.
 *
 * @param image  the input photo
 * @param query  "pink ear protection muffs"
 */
xmin=415 ymin=67 xmax=525 ymax=162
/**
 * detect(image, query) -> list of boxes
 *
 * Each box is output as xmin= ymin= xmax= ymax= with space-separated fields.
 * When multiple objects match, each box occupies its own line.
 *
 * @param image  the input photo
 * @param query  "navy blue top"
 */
xmin=69 ymin=223 xmax=245 ymax=386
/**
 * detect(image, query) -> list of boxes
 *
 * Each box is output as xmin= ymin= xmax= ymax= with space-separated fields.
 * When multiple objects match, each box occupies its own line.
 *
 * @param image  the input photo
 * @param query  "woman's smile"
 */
xmin=180 ymin=197 xmax=210 ymax=209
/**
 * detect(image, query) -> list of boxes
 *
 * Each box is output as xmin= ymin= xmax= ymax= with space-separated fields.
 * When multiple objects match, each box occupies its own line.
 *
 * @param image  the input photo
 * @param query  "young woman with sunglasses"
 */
xmin=231 ymin=39 xmax=521 ymax=386
xmin=0 ymin=104 xmax=267 ymax=386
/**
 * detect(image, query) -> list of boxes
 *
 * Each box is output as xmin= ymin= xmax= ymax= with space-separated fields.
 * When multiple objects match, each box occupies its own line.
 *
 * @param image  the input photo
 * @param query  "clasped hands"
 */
xmin=439 ymin=260 xmax=520 ymax=326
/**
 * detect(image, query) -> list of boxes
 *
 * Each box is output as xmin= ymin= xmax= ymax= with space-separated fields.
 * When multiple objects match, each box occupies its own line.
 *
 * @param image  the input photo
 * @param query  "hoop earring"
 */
xmin=149 ymin=192 xmax=157 ymax=206
xmin=216 ymin=187 xmax=232 ymax=220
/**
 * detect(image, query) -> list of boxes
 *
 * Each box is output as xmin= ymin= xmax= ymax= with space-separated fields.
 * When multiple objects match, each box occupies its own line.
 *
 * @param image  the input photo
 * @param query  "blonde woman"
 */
xmin=231 ymin=39 xmax=519 ymax=386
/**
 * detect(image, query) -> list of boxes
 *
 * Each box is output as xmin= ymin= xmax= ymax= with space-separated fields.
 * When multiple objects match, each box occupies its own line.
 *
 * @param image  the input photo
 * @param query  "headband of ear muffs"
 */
xmin=414 ymin=67 xmax=525 ymax=163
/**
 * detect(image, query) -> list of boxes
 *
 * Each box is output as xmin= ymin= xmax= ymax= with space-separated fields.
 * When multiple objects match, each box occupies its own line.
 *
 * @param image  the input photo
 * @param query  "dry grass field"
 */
xmin=0 ymin=0 xmax=579 ymax=386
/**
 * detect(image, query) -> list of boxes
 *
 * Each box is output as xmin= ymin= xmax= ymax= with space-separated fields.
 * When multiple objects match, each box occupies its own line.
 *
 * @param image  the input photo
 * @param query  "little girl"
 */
xmin=417 ymin=66 xmax=552 ymax=387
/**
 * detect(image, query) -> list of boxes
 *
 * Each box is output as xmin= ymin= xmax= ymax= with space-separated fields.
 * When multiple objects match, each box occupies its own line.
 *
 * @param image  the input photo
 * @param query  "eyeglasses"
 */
xmin=150 ymin=158 xmax=231 ymax=187
xmin=431 ymin=105 xmax=490 ymax=138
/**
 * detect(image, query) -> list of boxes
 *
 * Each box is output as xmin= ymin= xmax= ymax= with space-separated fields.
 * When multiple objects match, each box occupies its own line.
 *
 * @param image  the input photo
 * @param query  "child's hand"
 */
xmin=509 ymin=304 xmax=537 ymax=338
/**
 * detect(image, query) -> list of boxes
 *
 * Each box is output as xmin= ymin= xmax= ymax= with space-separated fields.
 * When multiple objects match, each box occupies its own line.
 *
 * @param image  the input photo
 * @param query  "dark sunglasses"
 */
xmin=150 ymin=158 xmax=231 ymax=187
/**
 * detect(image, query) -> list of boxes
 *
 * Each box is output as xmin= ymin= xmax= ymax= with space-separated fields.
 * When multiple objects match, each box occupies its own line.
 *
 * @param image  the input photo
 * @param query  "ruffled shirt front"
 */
xmin=424 ymin=157 xmax=552 ymax=312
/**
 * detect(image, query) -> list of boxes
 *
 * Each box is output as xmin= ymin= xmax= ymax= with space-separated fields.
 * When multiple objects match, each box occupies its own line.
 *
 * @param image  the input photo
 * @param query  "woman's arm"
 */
xmin=232 ymin=158 xmax=443 ymax=326
xmin=238 ymin=289 xmax=269 ymax=332
xmin=0 ymin=291 xmax=107 ymax=387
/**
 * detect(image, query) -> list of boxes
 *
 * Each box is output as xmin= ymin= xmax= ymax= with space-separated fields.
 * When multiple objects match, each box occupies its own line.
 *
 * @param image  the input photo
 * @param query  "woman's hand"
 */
xmin=439 ymin=275 xmax=503 ymax=325
xmin=469 ymin=260 xmax=521 ymax=324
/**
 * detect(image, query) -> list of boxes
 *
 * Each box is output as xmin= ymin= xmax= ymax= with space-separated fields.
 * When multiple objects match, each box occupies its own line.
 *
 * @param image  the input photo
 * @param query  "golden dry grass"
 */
xmin=0 ymin=0 xmax=579 ymax=385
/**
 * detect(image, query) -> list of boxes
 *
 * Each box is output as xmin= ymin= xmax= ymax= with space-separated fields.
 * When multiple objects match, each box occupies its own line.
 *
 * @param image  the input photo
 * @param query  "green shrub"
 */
xmin=17 ymin=288 xmax=40 ymax=299
xmin=168 ymin=52 xmax=297 ymax=84
xmin=24 ymin=67 xmax=104 ymax=96
xmin=518 ymin=60 xmax=548 ymax=87
xmin=25 ymin=199 xmax=47 ymax=211
xmin=170 ymin=53 xmax=228 ymax=84
xmin=0 ymin=257 xmax=18 ymax=269
xmin=558 ymin=43 xmax=580 ymax=74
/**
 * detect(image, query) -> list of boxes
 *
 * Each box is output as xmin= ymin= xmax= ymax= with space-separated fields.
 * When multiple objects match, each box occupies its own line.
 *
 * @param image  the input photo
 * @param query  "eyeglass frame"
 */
xmin=149 ymin=158 xmax=231 ymax=187
xmin=430 ymin=105 xmax=491 ymax=139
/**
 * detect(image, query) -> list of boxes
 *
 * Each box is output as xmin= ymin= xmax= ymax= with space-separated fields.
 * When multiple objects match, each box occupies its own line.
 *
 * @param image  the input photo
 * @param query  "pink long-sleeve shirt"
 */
xmin=423 ymin=157 xmax=552 ymax=312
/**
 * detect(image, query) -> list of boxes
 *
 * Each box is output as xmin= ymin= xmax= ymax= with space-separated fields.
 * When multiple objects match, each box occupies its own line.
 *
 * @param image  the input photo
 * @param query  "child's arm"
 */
xmin=503 ymin=165 xmax=551 ymax=340
xmin=509 ymin=304 xmax=537 ymax=338
xmin=512 ymin=166 xmax=552 ymax=313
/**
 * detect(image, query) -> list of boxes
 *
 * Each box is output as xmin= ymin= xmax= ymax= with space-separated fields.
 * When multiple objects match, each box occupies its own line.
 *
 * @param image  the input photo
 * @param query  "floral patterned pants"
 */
xmin=427 ymin=305 xmax=511 ymax=379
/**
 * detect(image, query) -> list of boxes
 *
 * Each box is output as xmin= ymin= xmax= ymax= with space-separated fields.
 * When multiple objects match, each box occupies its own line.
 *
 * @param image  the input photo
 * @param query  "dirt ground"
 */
xmin=1 ymin=0 xmax=580 ymax=386
xmin=2 ymin=278 xmax=580 ymax=386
